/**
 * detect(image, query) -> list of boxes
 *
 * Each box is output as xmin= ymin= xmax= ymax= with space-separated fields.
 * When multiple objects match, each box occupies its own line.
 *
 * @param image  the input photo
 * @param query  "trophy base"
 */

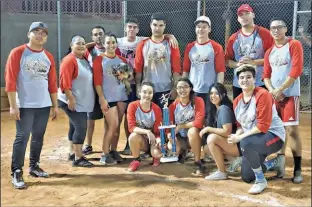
xmin=160 ymin=156 xmax=179 ymax=163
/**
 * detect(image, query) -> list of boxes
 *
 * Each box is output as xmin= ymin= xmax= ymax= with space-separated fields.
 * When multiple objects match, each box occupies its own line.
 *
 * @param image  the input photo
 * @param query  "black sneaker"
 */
xmin=83 ymin=145 xmax=93 ymax=155
xmin=99 ymin=154 xmax=117 ymax=165
xmin=11 ymin=169 xmax=26 ymax=189
xmin=110 ymin=150 xmax=124 ymax=162
xmin=121 ymin=148 xmax=132 ymax=155
xmin=67 ymin=153 xmax=75 ymax=161
xmin=29 ymin=164 xmax=49 ymax=178
xmin=72 ymin=157 xmax=94 ymax=167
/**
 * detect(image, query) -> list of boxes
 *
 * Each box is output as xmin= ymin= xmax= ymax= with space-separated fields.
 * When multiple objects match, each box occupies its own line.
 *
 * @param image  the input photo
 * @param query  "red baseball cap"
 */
xmin=237 ymin=4 xmax=254 ymax=16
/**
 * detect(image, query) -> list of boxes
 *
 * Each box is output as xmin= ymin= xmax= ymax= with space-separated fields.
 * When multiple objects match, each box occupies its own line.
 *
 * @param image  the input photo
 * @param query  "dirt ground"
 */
xmin=1 ymin=111 xmax=311 ymax=206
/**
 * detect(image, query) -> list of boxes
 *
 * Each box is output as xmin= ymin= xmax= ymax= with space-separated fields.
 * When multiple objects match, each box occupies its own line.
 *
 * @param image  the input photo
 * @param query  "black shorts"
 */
xmin=125 ymin=84 xmax=137 ymax=104
xmin=87 ymin=95 xmax=103 ymax=120
xmin=108 ymin=101 xmax=128 ymax=108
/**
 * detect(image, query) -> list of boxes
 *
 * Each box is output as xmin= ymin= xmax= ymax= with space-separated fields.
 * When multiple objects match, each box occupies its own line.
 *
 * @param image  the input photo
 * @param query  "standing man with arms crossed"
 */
xmin=5 ymin=22 xmax=58 ymax=189
xmin=263 ymin=17 xmax=304 ymax=184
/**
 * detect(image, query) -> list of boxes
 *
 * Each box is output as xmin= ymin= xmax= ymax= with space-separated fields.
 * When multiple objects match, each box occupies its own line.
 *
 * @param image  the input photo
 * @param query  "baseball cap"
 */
xmin=194 ymin=16 xmax=211 ymax=27
xmin=29 ymin=22 xmax=48 ymax=33
xmin=237 ymin=4 xmax=254 ymax=16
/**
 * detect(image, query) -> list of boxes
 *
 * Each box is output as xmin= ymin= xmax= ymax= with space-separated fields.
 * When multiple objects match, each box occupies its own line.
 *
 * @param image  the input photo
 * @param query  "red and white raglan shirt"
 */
xmin=169 ymin=97 xmax=205 ymax=137
xmin=85 ymin=46 xmax=105 ymax=67
xmin=5 ymin=44 xmax=57 ymax=108
xmin=127 ymin=100 xmax=163 ymax=137
xmin=58 ymin=53 xmax=95 ymax=112
xmin=225 ymin=26 xmax=274 ymax=87
xmin=134 ymin=38 xmax=181 ymax=93
xmin=93 ymin=54 xmax=129 ymax=103
xmin=233 ymin=87 xmax=285 ymax=141
xmin=183 ymin=40 xmax=226 ymax=93
xmin=263 ymin=38 xmax=303 ymax=125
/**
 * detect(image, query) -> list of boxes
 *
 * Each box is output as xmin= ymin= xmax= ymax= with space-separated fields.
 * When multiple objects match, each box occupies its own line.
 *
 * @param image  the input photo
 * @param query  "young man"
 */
xmin=135 ymin=13 xmax=181 ymax=109
xmin=263 ymin=17 xmax=304 ymax=184
xmin=5 ymin=22 xmax=58 ymax=189
xmin=225 ymin=4 xmax=274 ymax=99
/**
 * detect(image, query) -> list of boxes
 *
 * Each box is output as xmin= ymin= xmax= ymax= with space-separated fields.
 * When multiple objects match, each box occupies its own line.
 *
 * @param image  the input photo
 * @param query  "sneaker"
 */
xmin=83 ymin=145 xmax=93 ymax=155
xmin=29 ymin=164 xmax=49 ymax=178
xmin=275 ymin=155 xmax=285 ymax=178
xmin=67 ymin=153 xmax=75 ymax=161
xmin=203 ymin=155 xmax=214 ymax=162
xmin=152 ymin=157 xmax=160 ymax=167
xmin=192 ymin=162 xmax=204 ymax=177
xmin=227 ymin=157 xmax=243 ymax=173
xmin=292 ymin=171 xmax=303 ymax=184
xmin=11 ymin=169 xmax=26 ymax=189
xmin=121 ymin=148 xmax=132 ymax=156
xmin=72 ymin=157 xmax=93 ymax=167
xmin=128 ymin=160 xmax=141 ymax=172
xmin=110 ymin=150 xmax=124 ymax=162
xmin=99 ymin=154 xmax=117 ymax=165
xmin=205 ymin=170 xmax=228 ymax=180
xmin=140 ymin=152 xmax=151 ymax=159
xmin=248 ymin=179 xmax=268 ymax=194
xmin=185 ymin=151 xmax=194 ymax=160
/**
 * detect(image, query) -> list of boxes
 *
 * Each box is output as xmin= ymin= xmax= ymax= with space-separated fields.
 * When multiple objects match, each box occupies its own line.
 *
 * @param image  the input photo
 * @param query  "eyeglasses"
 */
xmin=177 ymin=86 xmax=190 ymax=90
xmin=270 ymin=25 xmax=286 ymax=31
xmin=32 ymin=30 xmax=48 ymax=37
xmin=93 ymin=32 xmax=104 ymax=37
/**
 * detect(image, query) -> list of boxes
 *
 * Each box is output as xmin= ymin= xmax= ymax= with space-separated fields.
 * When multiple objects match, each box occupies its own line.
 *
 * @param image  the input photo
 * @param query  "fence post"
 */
xmin=122 ymin=1 xmax=127 ymax=37
xmin=292 ymin=1 xmax=298 ymax=39
xmin=197 ymin=1 xmax=201 ymax=17
xmin=57 ymin=0 xmax=61 ymax=68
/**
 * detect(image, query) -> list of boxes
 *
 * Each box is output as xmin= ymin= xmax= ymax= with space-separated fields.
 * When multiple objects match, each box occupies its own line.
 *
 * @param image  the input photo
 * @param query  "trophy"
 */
xmin=158 ymin=93 xmax=179 ymax=163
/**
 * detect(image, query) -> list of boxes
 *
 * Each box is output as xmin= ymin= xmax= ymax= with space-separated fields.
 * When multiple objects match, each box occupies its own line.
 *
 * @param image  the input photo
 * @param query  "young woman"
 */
xmin=58 ymin=35 xmax=94 ymax=167
xmin=199 ymin=83 xmax=240 ymax=180
xmin=93 ymin=34 xmax=133 ymax=165
xmin=127 ymin=82 xmax=163 ymax=172
xmin=168 ymin=77 xmax=205 ymax=176
xmin=228 ymin=64 xmax=286 ymax=194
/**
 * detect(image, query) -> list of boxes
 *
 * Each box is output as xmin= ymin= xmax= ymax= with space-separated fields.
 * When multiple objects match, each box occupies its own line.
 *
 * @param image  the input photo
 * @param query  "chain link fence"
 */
xmin=1 ymin=0 xmax=311 ymax=109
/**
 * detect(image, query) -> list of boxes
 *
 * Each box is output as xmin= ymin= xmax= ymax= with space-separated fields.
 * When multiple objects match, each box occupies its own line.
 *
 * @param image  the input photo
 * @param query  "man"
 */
xmin=225 ymin=4 xmax=274 ymax=99
xmin=5 ymin=22 xmax=58 ymax=189
xmin=263 ymin=17 xmax=304 ymax=184
xmin=135 ymin=13 xmax=181 ymax=110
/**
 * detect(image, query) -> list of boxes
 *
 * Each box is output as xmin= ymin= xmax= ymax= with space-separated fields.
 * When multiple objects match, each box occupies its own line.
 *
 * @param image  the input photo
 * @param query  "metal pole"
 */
xmin=57 ymin=0 xmax=61 ymax=68
xmin=292 ymin=1 xmax=298 ymax=39
xmin=202 ymin=1 xmax=206 ymax=16
xmin=197 ymin=1 xmax=201 ymax=17
xmin=122 ymin=1 xmax=127 ymax=37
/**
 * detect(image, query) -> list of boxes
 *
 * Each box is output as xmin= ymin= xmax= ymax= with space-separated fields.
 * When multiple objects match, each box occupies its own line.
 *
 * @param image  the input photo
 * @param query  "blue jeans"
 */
xmin=11 ymin=107 xmax=50 ymax=172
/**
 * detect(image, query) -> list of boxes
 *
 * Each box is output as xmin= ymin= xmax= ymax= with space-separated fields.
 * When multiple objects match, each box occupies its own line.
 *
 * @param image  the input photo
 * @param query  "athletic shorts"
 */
xmin=125 ymin=84 xmax=137 ymax=104
xmin=275 ymin=96 xmax=299 ymax=126
xmin=87 ymin=95 xmax=103 ymax=120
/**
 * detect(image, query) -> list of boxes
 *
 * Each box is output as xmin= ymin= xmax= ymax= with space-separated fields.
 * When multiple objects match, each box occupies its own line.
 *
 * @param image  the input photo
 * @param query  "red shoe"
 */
xmin=152 ymin=158 xmax=160 ymax=167
xmin=128 ymin=160 xmax=141 ymax=172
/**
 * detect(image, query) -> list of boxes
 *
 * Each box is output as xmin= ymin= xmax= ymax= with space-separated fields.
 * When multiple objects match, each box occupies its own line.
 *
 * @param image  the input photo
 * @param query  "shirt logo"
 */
xmin=136 ymin=120 xmax=153 ymax=130
xmin=270 ymin=55 xmax=289 ymax=67
xmin=24 ymin=59 xmax=49 ymax=80
xmin=147 ymin=46 xmax=166 ymax=64
xmin=191 ymin=53 xmax=210 ymax=65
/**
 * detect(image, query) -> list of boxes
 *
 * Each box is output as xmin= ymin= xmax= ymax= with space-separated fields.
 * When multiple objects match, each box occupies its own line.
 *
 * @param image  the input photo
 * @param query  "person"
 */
xmin=199 ymin=83 xmax=240 ymax=180
xmin=5 ymin=22 xmax=58 ymax=189
xmin=83 ymin=26 xmax=106 ymax=155
xmin=225 ymin=4 xmax=274 ymax=99
xmin=298 ymin=25 xmax=311 ymax=47
xmin=168 ymin=77 xmax=205 ymax=176
xmin=93 ymin=34 xmax=133 ymax=165
xmin=263 ymin=17 xmax=304 ymax=184
xmin=58 ymin=35 xmax=95 ymax=168
xmin=228 ymin=64 xmax=285 ymax=194
xmin=127 ymin=82 xmax=163 ymax=172
xmin=135 ymin=12 xmax=181 ymax=109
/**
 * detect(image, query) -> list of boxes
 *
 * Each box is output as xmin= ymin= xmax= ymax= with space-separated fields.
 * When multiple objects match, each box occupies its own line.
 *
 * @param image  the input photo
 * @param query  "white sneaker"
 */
xmin=248 ymin=179 xmax=268 ymax=194
xmin=205 ymin=170 xmax=228 ymax=180
xmin=227 ymin=157 xmax=242 ymax=173
xmin=292 ymin=171 xmax=303 ymax=184
xmin=275 ymin=155 xmax=285 ymax=178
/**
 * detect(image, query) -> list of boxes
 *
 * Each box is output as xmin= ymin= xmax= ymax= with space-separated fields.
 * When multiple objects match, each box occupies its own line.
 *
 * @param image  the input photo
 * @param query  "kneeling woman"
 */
xmin=58 ymin=35 xmax=94 ymax=167
xmin=200 ymin=82 xmax=239 ymax=180
xmin=168 ymin=77 xmax=205 ymax=176
xmin=228 ymin=64 xmax=285 ymax=194
xmin=127 ymin=82 xmax=163 ymax=172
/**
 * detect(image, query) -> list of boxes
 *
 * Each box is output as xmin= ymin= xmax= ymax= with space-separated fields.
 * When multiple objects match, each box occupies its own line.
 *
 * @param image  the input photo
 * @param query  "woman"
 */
xmin=127 ymin=82 xmax=163 ymax=172
xmin=93 ymin=34 xmax=133 ymax=165
xmin=168 ymin=77 xmax=205 ymax=176
xmin=199 ymin=83 xmax=239 ymax=180
xmin=58 ymin=35 xmax=94 ymax=167
xmin=228 ymin=64 xmax=285 ymax=194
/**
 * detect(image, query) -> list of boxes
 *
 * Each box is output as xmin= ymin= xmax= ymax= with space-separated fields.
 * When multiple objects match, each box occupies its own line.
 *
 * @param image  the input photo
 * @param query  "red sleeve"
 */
xmin=134 ymin=40 xmax=146 ymax=73
xmin=5 ymin=45 xmax=26 ymax=92
xmin=225 ymin=33 xmax=238 ymax=61
xmin=84 ymin=50 xmax=90 ymax=59
xmin=255 ymin=88 xmax=273 ymax=133
xmin=258 ymin=26 xmax=274 ymax=52
xmin=59 ymin=54 xmax=78 ymax=93
xmin=127 ymin=101 xmax=139 ymax=133
xmin=170 ymin=43 xmax=181 ymax=73
xmin=211 ymin=41 xmax=226 ymax=73
xmin=44 ymin=51 xmax=58 ymax=94
xmin=152 ymin=103 xmax=163 ymax=136
xmin=182 ymin=42 xmax=194 ymax=73
xmin=232 ymin=94 xmax=242 ymax=128
xmin=168 ymin=100 xmax=178 ymax=124
xmin=115 ymin=48 xmax=121 ymax=56
xmin=192 ymin=97 xmax=205 ymax=128
xmin=93 ymin=56 xmax=103 ymax=86
xmin=289 ymin=39 xmax=303 ymax=79
xmin=262 ymin=47 xmax=274 ymax=79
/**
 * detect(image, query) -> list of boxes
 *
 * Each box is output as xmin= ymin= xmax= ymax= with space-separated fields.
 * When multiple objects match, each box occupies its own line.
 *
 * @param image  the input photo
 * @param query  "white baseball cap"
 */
xmin=194 ymin=16 xmax=211 ymax=27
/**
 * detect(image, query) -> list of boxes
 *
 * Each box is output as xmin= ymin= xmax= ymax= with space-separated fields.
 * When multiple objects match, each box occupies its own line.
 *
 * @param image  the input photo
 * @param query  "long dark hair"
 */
xmin=207 ymin=82 xmax=233 ymax=127
xmin=175 ymin=77 xmax=196 ymax=108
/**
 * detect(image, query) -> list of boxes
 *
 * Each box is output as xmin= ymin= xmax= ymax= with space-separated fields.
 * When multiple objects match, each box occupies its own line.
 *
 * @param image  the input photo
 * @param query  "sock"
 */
xmin=263 ymin=157 xmax=279 ymax=171
xmin=294 ymin=156 xmax=302 ymax=173
xmin=252 ymin=166 xmax=265 ymax=182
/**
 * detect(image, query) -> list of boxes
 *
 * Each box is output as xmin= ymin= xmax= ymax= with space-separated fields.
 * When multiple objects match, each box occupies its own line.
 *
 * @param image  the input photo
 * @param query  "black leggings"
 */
xmin=240 ymin=132 xmax=283 ymax=183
